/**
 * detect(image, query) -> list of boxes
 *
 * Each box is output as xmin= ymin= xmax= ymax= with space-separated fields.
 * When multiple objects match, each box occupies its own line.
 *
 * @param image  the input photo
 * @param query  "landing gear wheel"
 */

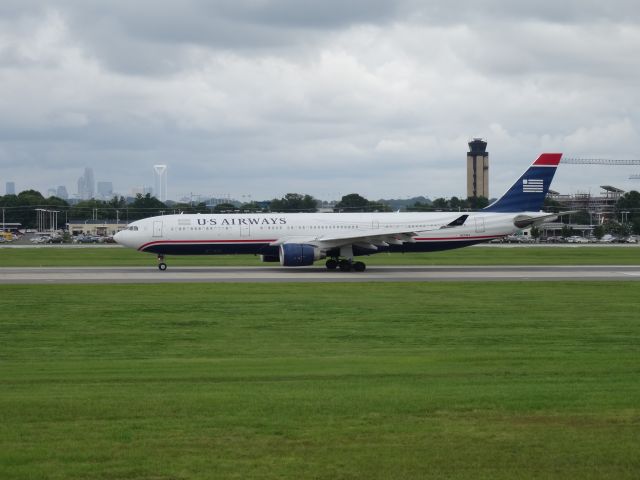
xmin=338 ymin=260 xmax=352 ymax=272
xmin=158 ymin=263 xmax=167 ymax=271
xmin=353 ymin=261 xmax=366 ymax=272
xmin=326 ymin=259 xmax=338 ymax=270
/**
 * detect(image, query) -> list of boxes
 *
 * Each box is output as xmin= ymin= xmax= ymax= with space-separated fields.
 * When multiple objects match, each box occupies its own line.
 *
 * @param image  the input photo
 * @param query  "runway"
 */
xmin=2 ymin=265 xmax=640 ymax=284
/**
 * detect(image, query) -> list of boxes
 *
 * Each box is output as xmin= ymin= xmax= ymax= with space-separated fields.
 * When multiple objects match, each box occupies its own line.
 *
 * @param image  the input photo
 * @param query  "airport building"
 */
xmin=67 ymin=220 xmax=127 ymax=237
xmin=547 ymin=185 xmax=626 ymax=224
xmin=466 ymin=138 xmax=489 ymax=198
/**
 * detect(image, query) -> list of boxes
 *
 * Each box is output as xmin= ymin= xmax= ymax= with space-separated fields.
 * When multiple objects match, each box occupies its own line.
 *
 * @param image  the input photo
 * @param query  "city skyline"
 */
xmin=4 ymin=159 xmax=640 ymax=205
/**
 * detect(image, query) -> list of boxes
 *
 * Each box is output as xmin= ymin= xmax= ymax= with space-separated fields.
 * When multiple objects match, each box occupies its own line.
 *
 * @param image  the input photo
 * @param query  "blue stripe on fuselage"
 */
xmin=141 ymin=238 xmax=496 ymax=256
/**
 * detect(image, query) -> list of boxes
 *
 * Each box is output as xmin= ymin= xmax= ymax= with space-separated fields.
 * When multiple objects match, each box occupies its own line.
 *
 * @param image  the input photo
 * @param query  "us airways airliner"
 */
xmin=114 ymin=153 xmax=562 ymax=271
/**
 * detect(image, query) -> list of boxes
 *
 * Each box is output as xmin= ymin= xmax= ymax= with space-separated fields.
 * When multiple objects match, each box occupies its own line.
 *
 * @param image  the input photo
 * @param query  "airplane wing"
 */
xmin=270 ymin=214 xmax=469 ymax=251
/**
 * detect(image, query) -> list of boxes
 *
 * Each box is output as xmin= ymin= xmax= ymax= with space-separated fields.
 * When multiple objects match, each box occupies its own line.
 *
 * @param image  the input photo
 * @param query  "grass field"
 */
xmin=1 ymin=245 xmax=639 ymax=266
xmin=1 ymin=282 xmax=639 ymax=479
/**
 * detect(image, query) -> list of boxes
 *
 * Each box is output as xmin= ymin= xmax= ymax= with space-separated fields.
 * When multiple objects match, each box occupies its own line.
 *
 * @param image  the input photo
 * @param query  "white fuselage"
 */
xmin=114 ymin=210 xmax=525 ymax=258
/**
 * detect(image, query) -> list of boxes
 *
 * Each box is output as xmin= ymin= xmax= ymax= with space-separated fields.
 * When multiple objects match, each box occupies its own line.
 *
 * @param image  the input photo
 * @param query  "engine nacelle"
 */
xmin=279 ymin=244 xmax=324 ymax=267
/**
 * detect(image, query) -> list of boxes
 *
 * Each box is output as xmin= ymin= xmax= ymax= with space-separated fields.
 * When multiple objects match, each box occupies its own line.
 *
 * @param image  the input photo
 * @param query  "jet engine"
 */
xmin=279 ymin=244 xmax=324 ymax=266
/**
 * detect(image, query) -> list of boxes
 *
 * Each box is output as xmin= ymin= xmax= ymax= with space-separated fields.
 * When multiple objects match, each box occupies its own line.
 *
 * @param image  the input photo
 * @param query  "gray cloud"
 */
xmin=1 ymin=1 xmax=640 ymax=200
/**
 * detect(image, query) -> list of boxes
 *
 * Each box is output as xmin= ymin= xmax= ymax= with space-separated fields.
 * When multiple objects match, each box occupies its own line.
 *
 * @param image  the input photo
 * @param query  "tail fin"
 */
xmin=483 ymin=153 xmax=562 ymax=212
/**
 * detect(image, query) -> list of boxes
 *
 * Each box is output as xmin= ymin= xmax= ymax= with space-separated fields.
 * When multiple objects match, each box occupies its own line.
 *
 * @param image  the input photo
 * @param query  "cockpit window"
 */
xmin=128 ymin=226 xmax=139 ymax=231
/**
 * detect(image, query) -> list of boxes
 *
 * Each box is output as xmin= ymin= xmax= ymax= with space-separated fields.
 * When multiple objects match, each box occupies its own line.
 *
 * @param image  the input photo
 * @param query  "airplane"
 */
xmin=114 ymin=153 xmax=562 ymax=271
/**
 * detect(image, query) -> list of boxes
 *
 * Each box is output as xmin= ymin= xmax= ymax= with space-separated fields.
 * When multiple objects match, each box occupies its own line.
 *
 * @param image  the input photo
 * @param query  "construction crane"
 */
xmin=561 ymin=158 xmax=640 ymax=180
xmin=563 ymin=158 xmax=640 ymax=165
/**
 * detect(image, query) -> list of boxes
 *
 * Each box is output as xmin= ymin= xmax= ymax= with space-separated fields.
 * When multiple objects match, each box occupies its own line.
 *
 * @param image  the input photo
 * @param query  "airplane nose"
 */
xmin=113 ymin=230 xmax=125 ymax=245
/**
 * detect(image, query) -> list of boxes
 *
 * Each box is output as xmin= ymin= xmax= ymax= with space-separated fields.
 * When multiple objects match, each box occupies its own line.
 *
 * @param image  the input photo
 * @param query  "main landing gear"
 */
xmin=325 ymin=245 xmax=366 ymax=272
xmin=325 ymin=258 xmax=366 ymax=272
xmin=157 ymin=255 xmax=167 ymax=271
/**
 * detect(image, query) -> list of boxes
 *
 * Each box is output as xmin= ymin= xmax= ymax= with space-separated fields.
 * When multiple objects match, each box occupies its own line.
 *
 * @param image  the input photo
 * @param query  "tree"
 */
xmin=213 ymin=203 xmax=239 ymax=213
xmin=108 ymin=196 xmax=127 ymax=209
xmin=0 ymin=190 xmax=70 ymax=228
xmin=69 ymin=199 xmax=113 ymax=221
xmin=239 ymin=201 xmax=266 ymax=213
xmin=617 ymin=190 xmax=640 ymax=228
xmin=407 ymin=201 xmax=432 ymax=212
xmin=607 ymin=221 xmax=631 ymax=237
xmin=432 ymin=198 xmax=448 ymax=209
xmin=269 ymin=193 xmax=317 ymax=212
xmin=334 ymin=193 xmax=390 ymax=212
xmin=127 ymin=193 xmax=168 ymax=220
xmin=530 ymin=226 xmax=541 ymax=242
xmin=449 ymin=196 xmax=463 ymax=210
xmin=561 ymin=224 xmax=574 ymax=239
xmin=335 ymin=193 xmax=370 ymax=211
xmin=466 ymin=196 xmax=489 ymax=209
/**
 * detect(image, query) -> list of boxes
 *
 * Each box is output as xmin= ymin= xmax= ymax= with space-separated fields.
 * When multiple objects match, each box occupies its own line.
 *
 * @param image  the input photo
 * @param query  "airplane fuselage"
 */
xmin=115 ymin=210 xmax=525 ymax=257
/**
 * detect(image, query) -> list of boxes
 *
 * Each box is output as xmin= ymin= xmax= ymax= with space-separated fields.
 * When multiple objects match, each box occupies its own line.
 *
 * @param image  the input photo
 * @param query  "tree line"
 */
xmin=2 ymin=189 xmax=640 ymax=234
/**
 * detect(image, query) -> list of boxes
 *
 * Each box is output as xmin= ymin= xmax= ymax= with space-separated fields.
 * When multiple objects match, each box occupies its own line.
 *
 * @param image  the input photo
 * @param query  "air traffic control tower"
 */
xmin=467 ymin=138 xmax=489 ymax=198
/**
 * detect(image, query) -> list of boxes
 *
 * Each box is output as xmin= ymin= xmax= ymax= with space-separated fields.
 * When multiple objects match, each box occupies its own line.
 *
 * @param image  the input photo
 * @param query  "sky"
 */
xmin=1 ymin=0 xmax=640 ymax=202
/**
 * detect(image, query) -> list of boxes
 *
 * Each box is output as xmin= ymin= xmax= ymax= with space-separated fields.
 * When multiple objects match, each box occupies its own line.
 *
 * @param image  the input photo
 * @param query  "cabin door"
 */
xmin=153 ymin=221 xmax=163 ymax=237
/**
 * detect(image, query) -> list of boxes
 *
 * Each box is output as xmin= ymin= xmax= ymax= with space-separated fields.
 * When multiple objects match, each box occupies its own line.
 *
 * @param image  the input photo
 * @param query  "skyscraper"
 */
xmin=153 ymin=165 xmax=167 ymax=202
xmin=84 ymin=168 xmax=95 ymax=199
xmin=56 ymin=186 xmax=69 ymax=199
xmin=77 ymin=168 xmax=95 ymax=199
xmin=5 ymin=182 xmax=15 ymax=195
xmin=466 ymin=138 xmax=489 ymax=198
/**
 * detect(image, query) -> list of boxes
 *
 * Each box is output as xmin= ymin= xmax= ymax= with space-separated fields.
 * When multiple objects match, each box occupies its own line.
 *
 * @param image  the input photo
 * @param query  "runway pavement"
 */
xmin=2 ymin=265 xmax=640 ymax=284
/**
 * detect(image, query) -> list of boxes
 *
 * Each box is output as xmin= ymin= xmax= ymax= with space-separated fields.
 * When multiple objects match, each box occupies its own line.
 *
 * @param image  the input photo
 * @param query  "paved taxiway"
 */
xmin=2 ymin=265 xmax=640 ymax=284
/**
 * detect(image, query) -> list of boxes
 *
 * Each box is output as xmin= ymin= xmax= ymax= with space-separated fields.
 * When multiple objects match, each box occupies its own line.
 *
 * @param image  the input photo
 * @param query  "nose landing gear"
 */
xmin=157 ymin=255 xmax=167 ymax=271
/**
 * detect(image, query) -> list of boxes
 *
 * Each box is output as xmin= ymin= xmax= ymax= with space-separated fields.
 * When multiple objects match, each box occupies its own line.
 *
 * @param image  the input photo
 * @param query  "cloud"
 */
xmin=1 ymin=1 xmax=640 ymax=199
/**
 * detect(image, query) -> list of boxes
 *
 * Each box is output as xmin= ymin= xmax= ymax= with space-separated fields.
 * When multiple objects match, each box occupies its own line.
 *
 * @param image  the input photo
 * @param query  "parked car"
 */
xmin=74 ymin=235 xmax=96 ymax=243
xmin=566 ymin=236 xmax=589 ymax=243
xmin=545 ymin=236 xmax=564 ymax=243
xmin=30 ymin=235 xmax=50 ymax=244
xmin=600 ymin=234 xmax=617 ymax=243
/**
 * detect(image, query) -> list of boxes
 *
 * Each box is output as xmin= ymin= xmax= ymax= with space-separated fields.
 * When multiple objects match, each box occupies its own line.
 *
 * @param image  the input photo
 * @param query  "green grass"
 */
xmin=1 ymin=245 xmax=639 ymax=266
xmin=1 ymin=282 xmax=639 ymax=479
